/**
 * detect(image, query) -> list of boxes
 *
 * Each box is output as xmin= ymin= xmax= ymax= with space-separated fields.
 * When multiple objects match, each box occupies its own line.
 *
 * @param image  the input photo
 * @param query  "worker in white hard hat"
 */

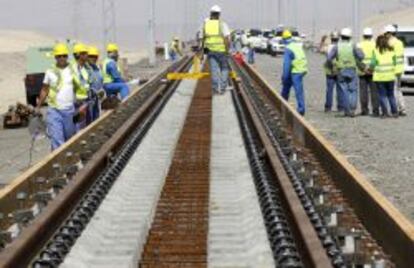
xmin=324 ymin=31 xmax=344 ymax=113
xmin=169 ymin=36 xmax=183 ymax=62
xmin=384 ymin=24 xmax=406 ymax=116
xmin=327 ymin=27 xmax=364 ymax=117
xmin=357 ymin=28 xmax=380 ymax=116
xmin=201 ymin=5 xmax=232 ymax=94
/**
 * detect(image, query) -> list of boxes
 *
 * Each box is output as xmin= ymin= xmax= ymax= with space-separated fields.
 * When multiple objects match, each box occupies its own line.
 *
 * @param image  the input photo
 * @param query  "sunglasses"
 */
xmin=56 ymin=55 xmax=68 ymax=58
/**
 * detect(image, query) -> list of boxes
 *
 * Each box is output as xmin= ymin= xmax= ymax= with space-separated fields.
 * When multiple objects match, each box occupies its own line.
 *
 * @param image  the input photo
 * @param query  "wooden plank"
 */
xmin=243 ymin=63 xmax=414 ymax=267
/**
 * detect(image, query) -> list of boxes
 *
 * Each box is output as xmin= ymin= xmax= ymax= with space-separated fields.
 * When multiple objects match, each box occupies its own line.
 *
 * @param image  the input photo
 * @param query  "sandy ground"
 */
xmin=255 ymin=52 xmax=414 ymax=221
xmin=0 ymin=29 xmax=168 ymax=185
xmin=363 ymin=7 xmax=414 ymax=33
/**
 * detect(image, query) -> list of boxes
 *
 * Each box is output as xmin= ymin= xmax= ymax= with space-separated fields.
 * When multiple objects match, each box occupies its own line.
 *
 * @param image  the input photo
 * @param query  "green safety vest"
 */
xmin=47 ymin=66 xmax=76 ymax=109
xmin=389 ymin=37 xmax=404 ymax=75
xmin=204 ymin=19 xmax=226 ymax=53
xmin=102 ymin=58 xmax=122 ymax=84
xmin=287 ymin=42 xmax=308 ymax=74
xmin=337 ymin=42 xmax=357 ymax=70
xmin=357 ymin=40 xmax=375 ymax=75
xmin=71 ymin=61 xmax=90 ymax=100
xmin=373 ymin=49 xmax=396 ymax=82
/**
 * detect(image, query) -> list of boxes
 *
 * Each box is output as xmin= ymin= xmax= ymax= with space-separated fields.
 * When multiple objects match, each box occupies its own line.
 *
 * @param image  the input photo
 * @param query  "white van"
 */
xmin=396 ymin=27 xmax=414 ymax=86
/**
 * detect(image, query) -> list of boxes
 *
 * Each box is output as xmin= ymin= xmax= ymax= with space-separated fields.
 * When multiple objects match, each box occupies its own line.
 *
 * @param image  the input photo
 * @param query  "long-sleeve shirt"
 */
xmin=105 ymin=60 xmax=125 ymax=83
xmin=89 ymin=64 xmax=103 ymax=92
xmin=282 ymin=39 xmax=295 ymax=83
xmin=327 ymin=41 xmax=364 ymax=78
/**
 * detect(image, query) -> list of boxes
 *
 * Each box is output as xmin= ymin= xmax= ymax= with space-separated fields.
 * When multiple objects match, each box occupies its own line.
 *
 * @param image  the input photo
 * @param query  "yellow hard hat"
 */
xmin=53 ymin=43 xmax=69 ymax=56
xmin=107 ymin=43 xmax=119 ymax=53
xmin=282 ymin=30 xmax=292 ymax=39
xmin=88 ymin=46 xmax=100 ymax=57
xmin=73 ymin=43 xmax=88 ymax=54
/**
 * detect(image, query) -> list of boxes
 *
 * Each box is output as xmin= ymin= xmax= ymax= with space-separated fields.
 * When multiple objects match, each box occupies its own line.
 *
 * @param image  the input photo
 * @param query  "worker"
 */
xmin=169 ymin=37 xmax=183 ymax=61
xmin=358 ymin=28 xmax=380 ymax=116
xmin=385 ymin=24 xmax=406 ymax=116
xmin=281 ymin=30 xmax=308 ymax=116
xmin=327 ymin=28 xmax=364 ymax=117
xmin=35 ymin=44 xmax=77 ymax=151
xmin=72 ymin=43 xmax=90 ymax=130
xmin=324 ymin=31 xmax=344 ymax=112
xmin=102 ymin=43 xmax=130 ymax=100
xmin=87 ymin=46 xmax=104 ymax=123
xmin=202 ymin=5 xmax=231 ymax=95
xmin=371 ymin=34 xmax=398 ymax=118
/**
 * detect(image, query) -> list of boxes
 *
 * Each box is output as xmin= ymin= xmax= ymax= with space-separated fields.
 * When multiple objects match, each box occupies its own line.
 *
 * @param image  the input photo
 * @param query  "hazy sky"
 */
xmin=0 ymin=0 xmax=411 ymax=50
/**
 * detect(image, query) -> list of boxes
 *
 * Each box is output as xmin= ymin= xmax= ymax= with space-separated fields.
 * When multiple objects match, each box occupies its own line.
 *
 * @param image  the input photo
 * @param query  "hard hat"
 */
xmin=73 ymin=43 xmax=88 ymax=54
xmin=88 ymin=46 xmax=99 ymax=57
xmin=340 ymin=28 xmax=352 ymax=37
xmin=107 ymin=43 xmax=119 ymax=53
xmin=282 ymin=30 xmax=292 ymax=39
xmin=174 ymin=36 xmax=179 ymax=41
xmin=384 ymin=24 xmax=396 ymax=33
xmin=331 ymin=31 xmax=340 ymax=40
xmin=210 ymin=5 xmax=221 ymax=13
xmin=363 ymin=27 xmax=373 ymax=36
xmin=53 ymin=43 xmax=69 ymax=56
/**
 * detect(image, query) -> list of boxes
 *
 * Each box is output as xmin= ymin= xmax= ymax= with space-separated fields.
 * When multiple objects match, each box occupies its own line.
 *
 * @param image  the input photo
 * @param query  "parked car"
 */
xmin=396 ymin=27 xmax=414 ymax=87
xmin=268 ymin=36 xmax=285 ymax=56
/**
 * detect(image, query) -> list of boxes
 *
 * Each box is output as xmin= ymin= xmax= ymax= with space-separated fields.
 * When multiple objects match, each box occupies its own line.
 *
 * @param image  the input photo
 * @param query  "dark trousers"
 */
xmin=359 ymin=75 xmax=379 ymax=114
xmin=376 ymin=81 xmax=398 ymax=115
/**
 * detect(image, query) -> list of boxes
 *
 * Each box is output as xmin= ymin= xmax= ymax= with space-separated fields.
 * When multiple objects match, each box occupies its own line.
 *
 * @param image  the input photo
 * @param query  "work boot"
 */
xmin=324 ymin=107 xmax=332 ymax=113
xmin=360 ymin=110 xmax=369 ymax=116
xmin=399 ymin=110 xmax=407 ymax=116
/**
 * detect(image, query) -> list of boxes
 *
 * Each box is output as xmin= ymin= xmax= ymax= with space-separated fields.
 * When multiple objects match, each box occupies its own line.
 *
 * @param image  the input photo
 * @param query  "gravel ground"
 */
xmin=0 ymin=56 xmax=170 ymax=186
xmin=255 ymin=52 xmax=414 ymax=221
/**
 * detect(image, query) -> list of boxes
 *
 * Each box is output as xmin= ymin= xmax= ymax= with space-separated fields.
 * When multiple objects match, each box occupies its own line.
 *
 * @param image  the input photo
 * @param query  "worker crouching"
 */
xmin=102 ymin=43 xmax=130 ymax=100
xmin=281 ymin=30 xmax=308 ymax=116
xmin=36 ymin=44 xmax=77 ymax=151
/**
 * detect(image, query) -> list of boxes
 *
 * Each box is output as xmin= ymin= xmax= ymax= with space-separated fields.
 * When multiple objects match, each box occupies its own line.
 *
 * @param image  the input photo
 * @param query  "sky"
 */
xmin=0 ymin=0 xmax=412 ymax=50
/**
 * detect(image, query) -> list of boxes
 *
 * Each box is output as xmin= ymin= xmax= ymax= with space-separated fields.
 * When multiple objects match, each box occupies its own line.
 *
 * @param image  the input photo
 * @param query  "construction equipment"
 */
xmin=3 ymin=103 xmax=35 ymax=129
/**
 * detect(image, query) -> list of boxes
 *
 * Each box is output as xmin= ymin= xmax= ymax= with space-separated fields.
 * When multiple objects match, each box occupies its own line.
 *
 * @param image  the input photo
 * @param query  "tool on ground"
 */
xmin=3 ymin=103 xmax=35 ymax=129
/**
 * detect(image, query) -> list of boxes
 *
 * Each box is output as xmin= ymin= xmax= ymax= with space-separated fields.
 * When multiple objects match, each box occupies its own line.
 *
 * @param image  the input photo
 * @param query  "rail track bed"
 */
xmin=0 ymin=56 xmax=411 ymax=268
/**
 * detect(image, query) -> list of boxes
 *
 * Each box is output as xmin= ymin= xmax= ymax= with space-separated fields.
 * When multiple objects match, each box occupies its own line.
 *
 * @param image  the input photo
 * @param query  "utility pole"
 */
xmin=352 ymin=0 xmax=360 ymax=39
xmin=102 ymin=0 xmax=117 ymax=47
xmin=312 ymin=0 xmax=318 ymax=42
xmin=148 ymin=0 xmax=156 ymax=66
xmin=72 ymin=0 xmax=82 ymax=40
xmin=278 ymin=0 xmax=282 ymax=25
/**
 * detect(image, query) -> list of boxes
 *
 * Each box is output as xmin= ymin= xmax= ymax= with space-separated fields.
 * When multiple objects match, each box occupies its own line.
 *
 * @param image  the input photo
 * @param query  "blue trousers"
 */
xmin=281 ymin=73 xmax=306 ymax=115
xmin=87 ymin=97 xmax=100 ymax=125
xmin=325 ymin=75 xmax=344 ymax=111
xmin=207 ymin=52 xmax=229 ymax=92
xmin=104 ymin=83 xmax=130 ymax=100
xmin=247 ymin=48 xmax=255 ymax=64
xmin=337 ymin=74 xmax=358 ymax=115
xmin=46 ymin=107 xmax=76 ymax=151
xmin=376 ymin=81 xmax=397 ymax=115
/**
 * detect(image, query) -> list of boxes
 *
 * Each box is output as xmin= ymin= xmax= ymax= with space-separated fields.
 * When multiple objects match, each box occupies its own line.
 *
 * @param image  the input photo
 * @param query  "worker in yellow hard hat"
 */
xmin=87 ymin=46 xmax=104 ymax=122
xmin=169 ymin=36 xmax=183 ymax=61
xmin=102 ymin=43 xmax=130 ymax=100
xmin=281 ymin=29 xmax=308 ymax=115
xmin=36 ymin=43 xmax=77 ymax=150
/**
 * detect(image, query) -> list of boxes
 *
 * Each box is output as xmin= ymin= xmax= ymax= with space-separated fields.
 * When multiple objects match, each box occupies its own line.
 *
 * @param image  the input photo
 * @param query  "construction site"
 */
xmin=0 ymin=1 xmax=413 ymax=267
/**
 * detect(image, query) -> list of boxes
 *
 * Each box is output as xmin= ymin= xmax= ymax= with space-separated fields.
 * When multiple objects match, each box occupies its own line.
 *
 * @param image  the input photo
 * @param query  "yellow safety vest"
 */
xmin=102 ymin=58 xmax=122 ymax=84
xmin=373 ymin=49 xmax=396 ymax=82
xmin=204 ymin=19 xmax=226 ymax=53
xmin=357 ymin=39 xmax=375 ymax=75
xmin=47 ymin=66 xmax=76 ymax=109
xmin=287 ymin=42 xmax=308 ymax=74
xmin=71 ymin=61 xmax=90 ymax=100
xmin=389 ymin=37 xmax=404 ymax=75
xmin=337 ymin=42 xmax=357 ymax=70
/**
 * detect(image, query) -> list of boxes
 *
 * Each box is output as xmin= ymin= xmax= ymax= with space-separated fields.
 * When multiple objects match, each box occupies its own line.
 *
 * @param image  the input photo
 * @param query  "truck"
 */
xmin=396 ymin=27 xmax=414 ymax=87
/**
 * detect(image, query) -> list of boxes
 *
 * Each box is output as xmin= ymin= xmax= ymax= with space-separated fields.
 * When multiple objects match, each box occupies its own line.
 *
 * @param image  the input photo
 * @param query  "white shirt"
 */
xmin=43 ymin=66 xmax=75 ymax=109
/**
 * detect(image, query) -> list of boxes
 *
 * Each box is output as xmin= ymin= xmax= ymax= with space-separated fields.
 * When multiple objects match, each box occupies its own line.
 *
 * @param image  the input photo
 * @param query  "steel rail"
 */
xmin=231 ymin=66 xmax=333 ymax=267
xmin=0 ymin=56 xmax=193 ymax=267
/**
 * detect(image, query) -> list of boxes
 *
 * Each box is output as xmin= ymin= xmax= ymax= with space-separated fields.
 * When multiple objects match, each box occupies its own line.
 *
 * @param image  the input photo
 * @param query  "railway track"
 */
xmin=0 ymin=54 xmax=411 ymax=268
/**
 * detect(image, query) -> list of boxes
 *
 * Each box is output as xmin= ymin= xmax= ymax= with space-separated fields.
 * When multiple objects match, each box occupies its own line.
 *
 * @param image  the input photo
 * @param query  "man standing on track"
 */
xmin=281 ymin=30 xmax=308 ymax=116
xmin=201 ymin=5 xmax=231 ymax=95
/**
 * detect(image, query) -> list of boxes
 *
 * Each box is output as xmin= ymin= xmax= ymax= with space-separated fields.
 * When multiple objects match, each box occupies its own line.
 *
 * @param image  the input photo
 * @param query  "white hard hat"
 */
xmin=384 ymin=24 xmax=396 ymax=33
xmin=341 ymin=27 xmax=352 ymax=37
xmin=363 ymin=28 xmax=373 ymax=36
xmin=210 ymin=5 xmax=221 ymax=13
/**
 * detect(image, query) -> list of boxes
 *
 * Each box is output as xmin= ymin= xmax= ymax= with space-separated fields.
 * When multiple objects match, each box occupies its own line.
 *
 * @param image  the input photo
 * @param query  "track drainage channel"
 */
xmin=139 ymin=75 xmax=212 ymax=267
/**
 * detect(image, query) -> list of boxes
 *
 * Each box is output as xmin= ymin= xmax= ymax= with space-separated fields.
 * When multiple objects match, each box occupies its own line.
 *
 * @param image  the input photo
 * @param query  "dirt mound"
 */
xmin=363 ymin=8 xmax=414 ymax=34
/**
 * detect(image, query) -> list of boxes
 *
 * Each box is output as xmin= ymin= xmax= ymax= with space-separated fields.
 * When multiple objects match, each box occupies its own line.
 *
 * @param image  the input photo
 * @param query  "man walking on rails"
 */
xmin=201 ymin=5 xmax=231 ymax=95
